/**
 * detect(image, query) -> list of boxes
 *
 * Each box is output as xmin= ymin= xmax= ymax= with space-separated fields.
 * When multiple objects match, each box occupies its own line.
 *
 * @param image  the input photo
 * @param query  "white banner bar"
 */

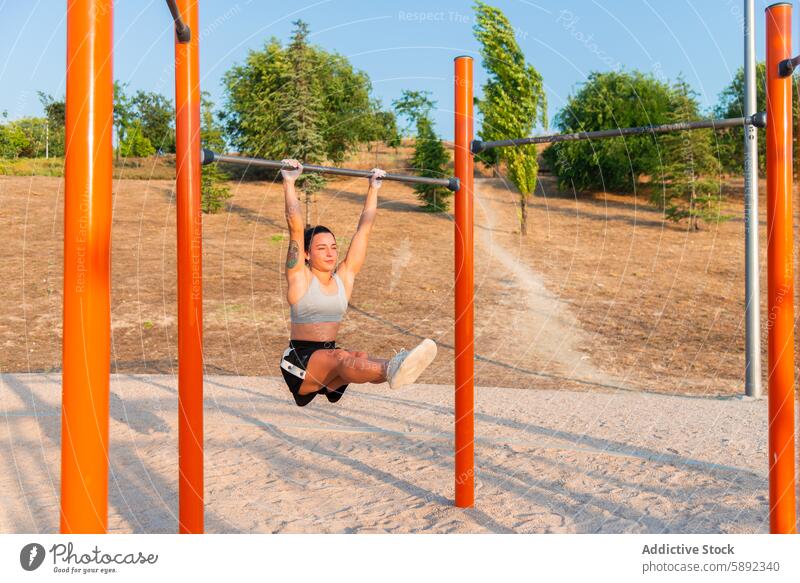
xmin=1 ymin=534 xmax=798 ymax=582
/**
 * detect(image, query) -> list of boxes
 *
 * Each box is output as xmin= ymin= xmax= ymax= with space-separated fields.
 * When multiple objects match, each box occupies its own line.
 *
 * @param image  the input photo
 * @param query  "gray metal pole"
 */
xmin=165 ymin=0 xmax=191 ymax=43
xmin=201 ymin=149 xmax=461 ymax=191
xmin=744 ymin=0 xmax=762 ymax=398
xmin=471 ymin=114 xmax=765 ymax=153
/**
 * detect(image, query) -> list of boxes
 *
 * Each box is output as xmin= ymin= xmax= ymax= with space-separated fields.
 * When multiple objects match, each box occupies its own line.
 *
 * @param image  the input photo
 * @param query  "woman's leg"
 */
xmin=325 ymin=351 xmax=386 ymax=390
xmin=340 ymin=351 xmax=387 ymax=384
xmin=337 ymin=350 xmax=389 ymax=383
xmin=297 ymin=349 xmax=388 ymax=395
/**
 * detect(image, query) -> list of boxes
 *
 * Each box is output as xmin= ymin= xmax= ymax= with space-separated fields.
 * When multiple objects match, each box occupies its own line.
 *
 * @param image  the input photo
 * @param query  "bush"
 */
xmin=652 ymin=80 xmax=728 ymax=229
xmin=119 ymin=121 xmax=155 ymax=158
xmin=542 ymin=70 xmax=674 ymax=192
xmin=13 ymin=118 xmax=49 ymax=157
xmin=0 ymin=123 xmax=29 ymax=158
xmin=0 ymin=157 xmax=64 ymax=176
xmin=201 ymin=164 xmax=232 ymax=214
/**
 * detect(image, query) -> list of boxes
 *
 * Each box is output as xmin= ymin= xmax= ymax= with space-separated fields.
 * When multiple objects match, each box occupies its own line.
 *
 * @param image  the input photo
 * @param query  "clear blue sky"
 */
xmin=0 ymin=1 xmax=772 ymax=140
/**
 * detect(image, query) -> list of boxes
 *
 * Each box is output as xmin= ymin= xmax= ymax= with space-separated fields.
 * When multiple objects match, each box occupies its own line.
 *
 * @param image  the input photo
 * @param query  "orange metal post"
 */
xmin=61 ymin=0 xmax=114 ymax=534
xmin=454 ymin=56 xmax=475 ymax=508
xmin=765 ymin=2 xmax=796 ymax=535
xmin=174 ymin=0 xmax=204 ymax=533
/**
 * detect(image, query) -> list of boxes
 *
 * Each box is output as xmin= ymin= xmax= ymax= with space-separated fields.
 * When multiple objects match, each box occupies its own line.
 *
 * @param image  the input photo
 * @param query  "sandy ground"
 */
xmin=3 ymin=373 xmax=796 ymax=534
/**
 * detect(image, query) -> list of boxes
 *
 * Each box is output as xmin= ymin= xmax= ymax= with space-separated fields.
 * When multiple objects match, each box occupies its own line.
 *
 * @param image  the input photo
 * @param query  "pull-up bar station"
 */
xmin=59 ymin=0 xmax=796 ymax=535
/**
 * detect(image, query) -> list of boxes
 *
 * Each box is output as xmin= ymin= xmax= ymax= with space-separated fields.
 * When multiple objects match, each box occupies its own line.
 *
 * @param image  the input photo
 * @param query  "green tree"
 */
xmin=119 ymin=120 xmax=155 ymax=157
xmin=368 ymin=111 xmax=401 ymax=148
xmin=713 ymin=62 xmax=800 ymax=176
xmin=714 ymin=62 xmax=766 ymax=174
xmin=37 ymin=92 xmax=65 ymax=157
xmin=13 ymin=118 xmax=49 ymax=157
xmin=113 ymin=81 xmax=134 ymax=160
xmin=275 ymin=20 xmax=327 ymax=226
xmin=0 ymin=114 xmax=29 ymax=158
xmin=393 ymin=90 xmax=451 ymax=210
xmin=542 ymin=70 xmax=674 ymax=193
xmin=278 ymin=22 xmax=325 ymax=162
xmin=315 ymin=52 xmax=393 ymax=162
xmin=130 ymin=90 xmax=175 ymax=153
xmin=200 ymin=93 xmax=231 ymax=214
xmin=221 ymin=39 xmax=287 ymax=158
xmin=392 ymin=90 xmax=435 ymax=134
xmin=362 ymin=109 xmax=401 ymax=151
xmin=652 ymin=80 xmax=725 ymax=230
xmin=473 ymin=1 xmax=546 ymax=234
xmin=221 ymin=21 xmax=393 ymax=166
xmin=411 ymin=116 xmax=452 ymax=212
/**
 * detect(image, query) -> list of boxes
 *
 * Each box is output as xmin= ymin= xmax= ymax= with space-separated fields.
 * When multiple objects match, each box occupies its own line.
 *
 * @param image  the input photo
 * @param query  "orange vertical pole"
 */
xmin=174 ymin=0 xmax=204 ymax=533
xmin=454 ymin=56 xmax=474 ymax=508
xmin=765 ymin=2 xmax=796 ymax=535
xmin=61 ymin=0 xmax=114 ymax=534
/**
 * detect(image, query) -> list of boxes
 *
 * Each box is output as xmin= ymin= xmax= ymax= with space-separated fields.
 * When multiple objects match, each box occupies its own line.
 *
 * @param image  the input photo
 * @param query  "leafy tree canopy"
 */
xmin=542 ymin=70 xmax=675 ymax=192
xmin=221 ymin=21 xmax=395 ymax=164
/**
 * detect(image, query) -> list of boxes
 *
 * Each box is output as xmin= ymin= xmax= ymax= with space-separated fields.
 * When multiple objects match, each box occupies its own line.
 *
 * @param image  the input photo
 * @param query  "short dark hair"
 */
xmin=303 ymin=225 xmax=335 ymax=264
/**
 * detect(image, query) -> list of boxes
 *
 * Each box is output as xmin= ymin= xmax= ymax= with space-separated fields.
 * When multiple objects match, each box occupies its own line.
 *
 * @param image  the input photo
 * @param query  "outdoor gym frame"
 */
xmin=59 ymin=0 xmax=795 ymax=535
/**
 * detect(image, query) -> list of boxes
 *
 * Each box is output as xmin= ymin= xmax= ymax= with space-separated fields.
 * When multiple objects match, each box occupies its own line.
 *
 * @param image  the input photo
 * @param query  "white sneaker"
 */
xmin=386 ymin=339 xmax=438 ymax=389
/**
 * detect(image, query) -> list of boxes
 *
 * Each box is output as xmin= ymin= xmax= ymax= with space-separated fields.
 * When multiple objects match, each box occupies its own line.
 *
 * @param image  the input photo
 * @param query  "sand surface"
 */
xmin=2 ymin=373 xmax=795 ymax=534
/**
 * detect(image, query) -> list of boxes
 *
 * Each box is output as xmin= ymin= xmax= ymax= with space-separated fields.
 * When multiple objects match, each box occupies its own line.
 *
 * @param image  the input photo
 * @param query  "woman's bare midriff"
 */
xmin=290 ymin=321 xmax=341 ymax=342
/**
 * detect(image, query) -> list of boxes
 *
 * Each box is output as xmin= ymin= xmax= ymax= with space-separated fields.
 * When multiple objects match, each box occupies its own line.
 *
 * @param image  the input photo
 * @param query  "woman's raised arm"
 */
xmin=340 ymin=168 xmax=385 ymax=278
xmin=282 ymin=160 xmax=306 ymax=282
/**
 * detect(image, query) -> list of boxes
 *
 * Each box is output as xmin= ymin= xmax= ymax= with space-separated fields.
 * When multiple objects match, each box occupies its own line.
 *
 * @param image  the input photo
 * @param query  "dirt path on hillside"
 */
xmin=474 ymin=178 xmax=627 ymax=389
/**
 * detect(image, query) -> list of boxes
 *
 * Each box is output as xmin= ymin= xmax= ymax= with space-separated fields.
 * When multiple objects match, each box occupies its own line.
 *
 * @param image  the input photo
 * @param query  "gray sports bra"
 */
xmin=290 ymin=272 xmax=348 ymax=324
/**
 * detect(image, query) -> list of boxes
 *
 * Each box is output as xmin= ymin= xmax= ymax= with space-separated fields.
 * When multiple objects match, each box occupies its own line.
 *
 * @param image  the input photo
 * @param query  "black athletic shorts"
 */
xmin=280 ymin=339 xmax=349 ymax=407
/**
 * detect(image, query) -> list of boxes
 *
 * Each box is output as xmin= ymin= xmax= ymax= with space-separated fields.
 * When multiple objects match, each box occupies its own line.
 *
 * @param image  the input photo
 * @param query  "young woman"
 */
xmin=278 ymin=160 xmax=438 ymax=407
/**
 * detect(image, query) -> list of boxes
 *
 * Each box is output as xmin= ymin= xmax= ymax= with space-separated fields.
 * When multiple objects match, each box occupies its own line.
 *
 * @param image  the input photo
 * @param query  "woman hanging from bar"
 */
xmin=279 ymin=160 xmax=438 ymax=407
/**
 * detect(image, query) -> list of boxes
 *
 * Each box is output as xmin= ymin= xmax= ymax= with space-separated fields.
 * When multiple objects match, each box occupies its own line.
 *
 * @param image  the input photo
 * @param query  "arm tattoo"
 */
xmin=286 ymin=240 xmax=300 ymax=269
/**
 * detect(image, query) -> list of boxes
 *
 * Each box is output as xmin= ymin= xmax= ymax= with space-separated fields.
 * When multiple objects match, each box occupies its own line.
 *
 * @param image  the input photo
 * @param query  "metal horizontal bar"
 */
xmin=472 ymin=112 xmax=767 ymax=154
xmin=778 ymin=54 xmax=800 ymax=77
xmin=200 ymin=149 xmax=460 ymax=191
xmin=165 ymin=0 xmax=191 ymax=43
